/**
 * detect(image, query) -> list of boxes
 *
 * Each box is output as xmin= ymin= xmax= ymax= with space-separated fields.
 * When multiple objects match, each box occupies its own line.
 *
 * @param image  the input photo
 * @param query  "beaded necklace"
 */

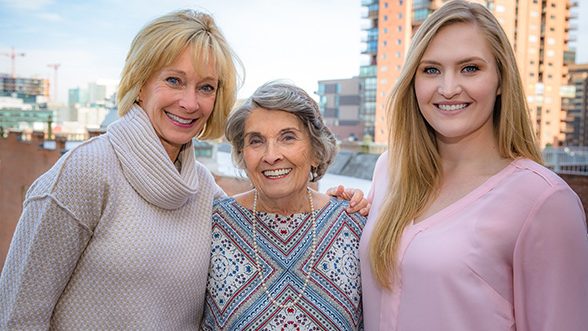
xmin=251 ymin=187 xmax=317 ymax=309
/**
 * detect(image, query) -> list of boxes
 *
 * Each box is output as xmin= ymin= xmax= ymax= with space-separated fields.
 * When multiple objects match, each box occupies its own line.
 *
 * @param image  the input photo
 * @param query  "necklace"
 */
xmin=251 ymin=187 xmax=317 ymax=309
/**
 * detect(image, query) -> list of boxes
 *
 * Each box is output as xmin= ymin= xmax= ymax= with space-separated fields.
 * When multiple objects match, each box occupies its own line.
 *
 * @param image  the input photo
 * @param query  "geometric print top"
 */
xmin=202 ymin=197 xmax=366 ymax=330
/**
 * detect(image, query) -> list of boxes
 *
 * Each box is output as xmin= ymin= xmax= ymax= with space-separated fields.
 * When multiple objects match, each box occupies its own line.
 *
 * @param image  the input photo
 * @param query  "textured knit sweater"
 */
xmin=0 ymin=105 xmax=223 ymax=330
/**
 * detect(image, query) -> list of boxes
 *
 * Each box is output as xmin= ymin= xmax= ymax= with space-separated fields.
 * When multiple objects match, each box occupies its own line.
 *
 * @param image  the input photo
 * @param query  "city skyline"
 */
xmin=0 ymin=0 xmax=362 ymax=103
xmin=1 ymin=0 xmax=587 ymax=103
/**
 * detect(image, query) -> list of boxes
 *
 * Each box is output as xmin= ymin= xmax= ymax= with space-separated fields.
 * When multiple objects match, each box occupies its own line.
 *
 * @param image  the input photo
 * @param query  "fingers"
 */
xmin=326 ymin=185 xmax=345 ymax=198
xmin=360 ymin=203 xmax=371 ymax=217
xmin=347 ymin=188 xmax=364 ymax=208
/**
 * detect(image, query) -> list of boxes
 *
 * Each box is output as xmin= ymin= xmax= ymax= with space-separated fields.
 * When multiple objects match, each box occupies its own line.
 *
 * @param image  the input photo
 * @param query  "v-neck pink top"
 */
xmin=359 ymin=154 xmax=588 ymax=331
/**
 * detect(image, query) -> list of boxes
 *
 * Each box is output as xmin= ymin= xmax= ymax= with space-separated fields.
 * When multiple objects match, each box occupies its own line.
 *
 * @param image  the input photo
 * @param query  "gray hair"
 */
xmin=225 ymin=81 xmax=337 ymax=182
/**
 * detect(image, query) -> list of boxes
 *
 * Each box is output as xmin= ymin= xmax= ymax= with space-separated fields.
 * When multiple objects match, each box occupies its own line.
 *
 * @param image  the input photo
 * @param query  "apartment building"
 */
xmin=317 ymin=76 xmax=364 ymax=141
xmin=562 ymin=63 xmax=588 ymax=146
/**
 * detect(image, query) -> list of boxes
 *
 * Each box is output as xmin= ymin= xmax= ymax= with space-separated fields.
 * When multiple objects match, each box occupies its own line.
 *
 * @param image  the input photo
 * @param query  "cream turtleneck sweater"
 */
xmin=0 ymin=105 xmax=224 ymax=330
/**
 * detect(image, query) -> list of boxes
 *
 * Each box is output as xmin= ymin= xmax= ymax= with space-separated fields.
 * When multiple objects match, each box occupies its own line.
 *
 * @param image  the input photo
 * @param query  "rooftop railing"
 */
xmin=543 ymin=146 xmax=588 ymax=176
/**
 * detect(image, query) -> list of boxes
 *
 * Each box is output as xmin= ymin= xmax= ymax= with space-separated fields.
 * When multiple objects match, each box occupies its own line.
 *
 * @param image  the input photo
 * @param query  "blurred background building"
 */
xmin=358 ymin=0 xmax=578 ymax=147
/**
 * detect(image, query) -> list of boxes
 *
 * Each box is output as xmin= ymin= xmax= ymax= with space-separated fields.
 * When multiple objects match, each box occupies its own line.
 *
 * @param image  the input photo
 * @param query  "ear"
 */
xmin=496 ymin=84 xmax=501 ymax=96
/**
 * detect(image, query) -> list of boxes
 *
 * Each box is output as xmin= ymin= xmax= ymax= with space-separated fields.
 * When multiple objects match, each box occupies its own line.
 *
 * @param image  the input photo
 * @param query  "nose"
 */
xmin=178 ymin=89 xmax=199 ymax=112
xmin=263 ymin=140 xmax=283 ymax=164
xmin=437 ymin=73 xmax=462 ymax=98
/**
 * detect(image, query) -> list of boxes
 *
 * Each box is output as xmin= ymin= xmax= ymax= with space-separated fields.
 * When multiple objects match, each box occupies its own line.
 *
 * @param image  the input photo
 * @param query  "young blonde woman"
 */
xmin=359 ymin=1 xmax=588 ymax=330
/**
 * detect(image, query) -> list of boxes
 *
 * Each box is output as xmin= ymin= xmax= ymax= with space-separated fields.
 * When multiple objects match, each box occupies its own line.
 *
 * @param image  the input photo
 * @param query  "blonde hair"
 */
xmin=117 ymin=9 xmax=243 ymax=140
xmin=370 ymin=0 xmax=542 ymax=288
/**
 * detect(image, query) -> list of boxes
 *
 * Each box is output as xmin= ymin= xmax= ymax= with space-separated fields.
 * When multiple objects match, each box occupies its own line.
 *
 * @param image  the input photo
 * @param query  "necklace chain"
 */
xmin=251 ymin=187 xmax=317 ymax=309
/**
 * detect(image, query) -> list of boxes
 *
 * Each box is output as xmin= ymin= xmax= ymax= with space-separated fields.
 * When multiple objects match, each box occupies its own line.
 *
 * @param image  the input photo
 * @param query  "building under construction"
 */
xmin=0 ymin=74 xmax=49 ymax=104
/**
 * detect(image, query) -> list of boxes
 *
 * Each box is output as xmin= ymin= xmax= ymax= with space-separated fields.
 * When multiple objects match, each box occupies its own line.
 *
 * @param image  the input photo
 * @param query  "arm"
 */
xmin=513 ymin=186 xmax=588 ymax=331
xmin=0 ymin=194 xmax=93 ymax=330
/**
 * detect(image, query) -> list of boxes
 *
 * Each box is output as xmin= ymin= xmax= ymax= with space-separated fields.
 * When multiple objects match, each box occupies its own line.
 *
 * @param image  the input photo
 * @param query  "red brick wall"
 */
xmin=560 ymin=174 xmax=588 ymax=224
xmin=0 ymin=131 xmax=63 ymax=270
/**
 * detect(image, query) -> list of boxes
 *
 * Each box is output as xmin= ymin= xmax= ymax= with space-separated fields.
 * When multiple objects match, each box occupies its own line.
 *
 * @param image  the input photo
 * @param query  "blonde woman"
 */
xmin=0 ymin=10 xmax=239 ymax=329
xmin=359 ymin=1 xmax=588 ymax=330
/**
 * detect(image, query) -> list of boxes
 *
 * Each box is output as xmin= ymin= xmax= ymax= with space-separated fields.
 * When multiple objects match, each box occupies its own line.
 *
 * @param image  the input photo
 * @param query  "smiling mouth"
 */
xmin=165 ymin=111 xmax=196 ymax=125
xmin=262 ymin=168 xmax=292 ymax=179
xmin=436 ymin=103 xmax=469 ymax=111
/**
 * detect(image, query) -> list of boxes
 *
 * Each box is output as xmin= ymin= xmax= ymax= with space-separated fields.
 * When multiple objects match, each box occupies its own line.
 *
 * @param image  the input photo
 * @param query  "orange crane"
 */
xmin=1 ymin=47 xmax=26 ymax=78
xmin=47 ymin=63 xmax=61 ymax=101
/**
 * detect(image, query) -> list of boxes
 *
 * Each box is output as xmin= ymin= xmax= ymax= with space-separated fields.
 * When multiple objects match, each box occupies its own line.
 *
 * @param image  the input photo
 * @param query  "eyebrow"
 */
xmin=161 ymin=68 xmax=219 ymax=81
xmin=243 ymin=127 xmax=303 ymax=138
xmin=161 ymin=69 xmax=186 ymax=75
xmin=419 ymin=56 xmax=489 ymax=66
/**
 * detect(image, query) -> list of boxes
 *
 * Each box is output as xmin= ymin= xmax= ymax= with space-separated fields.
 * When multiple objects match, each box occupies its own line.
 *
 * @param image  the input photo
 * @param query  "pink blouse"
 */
xmin=360 ymin=154 xmax=588 ymax=331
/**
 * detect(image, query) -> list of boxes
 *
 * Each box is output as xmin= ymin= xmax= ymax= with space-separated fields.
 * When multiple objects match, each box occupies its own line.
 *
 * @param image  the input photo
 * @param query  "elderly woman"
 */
xmin=202 ymin=81 xmax=366 ymax=330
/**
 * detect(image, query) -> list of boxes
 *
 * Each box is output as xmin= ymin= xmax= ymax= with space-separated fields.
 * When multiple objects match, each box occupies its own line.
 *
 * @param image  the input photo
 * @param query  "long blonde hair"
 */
xmin=370 ymin=0 xmax=542 ymax=289
xmin=117 ymin=9 xmax=243 ymax=140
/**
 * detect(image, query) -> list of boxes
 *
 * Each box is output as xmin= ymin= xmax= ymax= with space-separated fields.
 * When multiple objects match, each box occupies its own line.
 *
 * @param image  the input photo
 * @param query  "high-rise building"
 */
xmin=317 ymin=76 xmax=364 ymax=141
xmin=562 ymin=63 xmax=588 ymax=146
xmin=362 ymin=0 xmax=577 ymax=147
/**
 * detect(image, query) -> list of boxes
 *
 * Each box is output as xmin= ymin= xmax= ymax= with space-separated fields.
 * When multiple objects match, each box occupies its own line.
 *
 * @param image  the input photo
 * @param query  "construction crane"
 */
xmin=47 ymin=63 xmax=61 ymax=101
xmin=1 ymin=47 xmax=26 ymax=78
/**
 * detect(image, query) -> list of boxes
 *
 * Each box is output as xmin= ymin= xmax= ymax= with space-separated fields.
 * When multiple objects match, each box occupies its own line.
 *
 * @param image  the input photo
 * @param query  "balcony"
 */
xmin=360 ymin=65 xmax=377 ymax=77
xmin=362 ymin=41 xmax=378 ymax=55
xmin=361 ymin=0 xmax=377 ymax=5
xmin=362 ymin=8 xmax=379 ymax=19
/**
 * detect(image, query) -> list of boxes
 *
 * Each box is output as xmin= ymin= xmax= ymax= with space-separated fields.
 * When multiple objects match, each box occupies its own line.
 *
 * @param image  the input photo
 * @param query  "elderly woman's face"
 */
xmin=138 ymin=47 xmax=218 ymax=160
xmin=242 ymin=108 xmax=314 ymax=202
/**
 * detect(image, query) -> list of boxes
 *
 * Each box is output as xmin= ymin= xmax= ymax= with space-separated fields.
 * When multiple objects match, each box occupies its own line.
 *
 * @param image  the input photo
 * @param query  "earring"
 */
xmin=309 ymin=166 xmax=318 ymax=181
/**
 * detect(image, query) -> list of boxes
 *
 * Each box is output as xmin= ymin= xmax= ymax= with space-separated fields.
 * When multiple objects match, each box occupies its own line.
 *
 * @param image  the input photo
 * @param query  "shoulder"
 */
xmin=24 ymin=135 xmax=116 ymax=226
xmin=212 ymin=196 xmax=239 ymax=215
xmin=496 ymin=158 xmax=581 ymax=212
xmin=321 ymin=198 xmax=367 ymax=230
xmin=509 ymin=158 xmax=571 ymax=189
xmin=374 ymin=151 xmax=389 ymax=173
xmin=28 ymin=136 xmax=115 ymax=197
xmin=504 ymin=159 xmax=585 ymax=231
xmin=213 ymin=195 xmax=236 ymax=206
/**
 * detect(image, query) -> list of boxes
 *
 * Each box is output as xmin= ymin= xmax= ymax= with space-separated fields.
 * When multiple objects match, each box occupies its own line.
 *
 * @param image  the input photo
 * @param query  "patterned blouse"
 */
xmin=202 ymin=197 xmax=366 ymax=330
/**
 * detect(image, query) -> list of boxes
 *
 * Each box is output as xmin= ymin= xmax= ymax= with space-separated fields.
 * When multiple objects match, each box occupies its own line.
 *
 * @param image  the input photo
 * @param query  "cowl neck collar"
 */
xmin=107 ymin=104 xmax=200 ymax=210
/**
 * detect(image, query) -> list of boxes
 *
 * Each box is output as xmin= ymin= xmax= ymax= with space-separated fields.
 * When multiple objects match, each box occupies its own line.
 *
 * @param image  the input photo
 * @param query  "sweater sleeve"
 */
xmin=0 ymin=144 xmax=105 ymax=330
xmin=0 ymin=194 xmax=93 ymax=330
xmin=513 ymin=186 xmax=588 ymax=331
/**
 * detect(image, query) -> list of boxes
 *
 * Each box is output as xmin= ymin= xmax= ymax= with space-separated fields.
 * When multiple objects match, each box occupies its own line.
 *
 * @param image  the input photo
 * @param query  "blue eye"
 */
xmin=423 ymin=67 xmax=440 ymax=75
xmin=462 ymin=65 xmax=480 ymax=73
xmin=165 ymin=77 xmax=181 ymax=86
xmin=199 ymin=84 xmax=216 ymax=95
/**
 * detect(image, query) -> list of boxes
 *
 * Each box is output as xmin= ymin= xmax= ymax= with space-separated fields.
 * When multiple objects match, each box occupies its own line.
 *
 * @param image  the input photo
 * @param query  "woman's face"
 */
xmin=138 ymin=47 xmax=218 ymax=160
xmin=242 ymin=108 xmax=315 ymax=203
xmin=414 ymin=22 xmax=501 ymax=146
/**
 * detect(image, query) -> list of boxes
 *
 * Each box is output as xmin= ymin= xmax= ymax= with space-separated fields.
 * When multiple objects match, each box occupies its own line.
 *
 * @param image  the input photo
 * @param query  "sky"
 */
xmin=0 ymin=0 xmax=587 ymax=104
